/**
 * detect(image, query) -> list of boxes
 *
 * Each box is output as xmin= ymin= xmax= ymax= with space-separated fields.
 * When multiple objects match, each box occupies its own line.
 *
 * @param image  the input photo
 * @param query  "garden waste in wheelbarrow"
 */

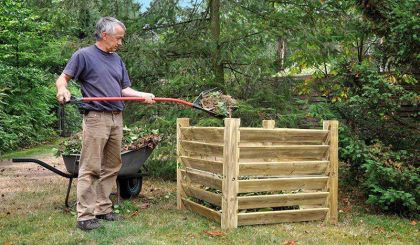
xmin=12 ymin=147 xmax=153 ymax=207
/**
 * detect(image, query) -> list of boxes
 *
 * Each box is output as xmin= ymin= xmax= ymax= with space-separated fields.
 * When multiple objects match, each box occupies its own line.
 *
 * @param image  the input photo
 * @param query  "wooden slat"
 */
xmin=238 ymin=192 xmax=328 ymax=209
xmin=240 ymin=128 xmax=328 ymax=143
xmin=239 ymin=141 xmax=324 ymax=146
xmin=180 ymin=127 xmax=224 ymax=143
xmin=237 ymin=208 xmax=328 ymax=226
xmin=181 ymin=140 xmax=224 ymax=157
xmin=239 ymin=145 xmax=328 ymax=161
xmin=181 ymin=156 xmax=223 ymax=175
xmin=182 ymin=198 xmax=221 ymax=223
xmin=183 ymin=185 xmax=222 ymax=207
xmin=181 ymin=169 xmax=222 ymax=190
xmin=239 ymin=161 xmax=328 ymax=176
xmin=238 ymin=177 xmax=328 ymax=193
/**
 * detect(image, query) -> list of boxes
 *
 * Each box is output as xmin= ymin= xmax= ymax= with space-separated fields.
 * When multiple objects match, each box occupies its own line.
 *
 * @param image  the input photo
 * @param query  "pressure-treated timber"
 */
xmin=177 ymin=118 xmax=339 ymax=228
xmin=180 ymin=127 xmax=224 ymax=143
xmin=238 ymin=192 xmax=329 ymax=209
xmin=240 ymin=128 xmax=328 ymax=143
xmin=181 ymin=140 xmax=224 ymax=157
xmin=221 ymin=118 xmax=240 ymax=229
xmin=237 ymin=208 xmax=329 ymax=226
xmin=182 ymin=198 xmax=221 ymax=223
xmin=181 ymin=169 xmax=222 ymax=190
xmin=324 ymin=120 xmax=339 ymax=224
xmin=239 ymin=161 xmax=328 ymax=176
xmin=177 ymin=118 xmax=190 ymax=209
xmin=239 ymin=145 xmax=329 ymax=161
xmin=183 ymin=185 xmax=222 ymax=207
xmin=180 ymin=156 xmax=223 ymax=175
xmin=238 ymin=176 xmax=328 ymax=193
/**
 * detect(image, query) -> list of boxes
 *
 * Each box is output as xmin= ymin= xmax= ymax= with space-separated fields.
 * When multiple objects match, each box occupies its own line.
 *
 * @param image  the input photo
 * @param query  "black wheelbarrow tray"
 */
xmin=12 ymin=147 xmax=153 ymax=207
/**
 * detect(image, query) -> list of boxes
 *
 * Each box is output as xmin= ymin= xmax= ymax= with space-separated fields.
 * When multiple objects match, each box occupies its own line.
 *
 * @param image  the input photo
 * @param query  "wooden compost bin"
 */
xmin=176 ymin=118 xmax=338 ymax=229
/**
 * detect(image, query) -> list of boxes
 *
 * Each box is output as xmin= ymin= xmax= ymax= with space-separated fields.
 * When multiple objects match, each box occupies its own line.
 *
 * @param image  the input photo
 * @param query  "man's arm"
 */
xmin=56 ymin=73 xmax=72 ymax=104
xmin=122 ymin=87 xmax=155 ymax=104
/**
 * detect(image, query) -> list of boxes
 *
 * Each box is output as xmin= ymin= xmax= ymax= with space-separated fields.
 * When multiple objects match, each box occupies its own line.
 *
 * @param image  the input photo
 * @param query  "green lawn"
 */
xmin=0 ymin=150 xmax=418 ymax=244
xmin=0 ymin=179 xmax=418 ymax=244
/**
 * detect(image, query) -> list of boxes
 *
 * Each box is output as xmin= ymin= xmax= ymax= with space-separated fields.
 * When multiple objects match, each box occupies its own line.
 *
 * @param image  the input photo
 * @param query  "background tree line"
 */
xmin=0 ymin=0 xmax=418 ymax=217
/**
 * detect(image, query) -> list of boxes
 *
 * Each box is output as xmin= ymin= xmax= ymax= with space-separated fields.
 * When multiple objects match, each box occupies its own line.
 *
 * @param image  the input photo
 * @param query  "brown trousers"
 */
xmin=77 ymin=111 xmax=123 ymax=221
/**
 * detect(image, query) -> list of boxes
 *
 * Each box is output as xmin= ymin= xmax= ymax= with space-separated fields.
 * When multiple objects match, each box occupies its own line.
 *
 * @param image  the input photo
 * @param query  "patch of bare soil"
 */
xmin=0 ymin=154 xmax=68 ymax=215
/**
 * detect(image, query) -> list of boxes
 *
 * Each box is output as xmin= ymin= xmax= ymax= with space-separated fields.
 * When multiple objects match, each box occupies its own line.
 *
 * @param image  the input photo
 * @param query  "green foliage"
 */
xmin=357 ymin=0 xmax=420 ymax=71
xmin=363 ymin=142 xmax=419 ymax=217
xmin=113 ymin=200 xmax=138 ymax=215
xmin=0 ymin=64 xmax=57 ymax=155
xmin=309 ymin=97 xmax=419 ymax=217
xmin=0 ymin=0 xmax=69 ymax=155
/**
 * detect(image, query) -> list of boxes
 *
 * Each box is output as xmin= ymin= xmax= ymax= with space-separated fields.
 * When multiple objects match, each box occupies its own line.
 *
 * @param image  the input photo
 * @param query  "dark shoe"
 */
xmin=76 ymin=218 xmax=101 ymax=231
xmin=96 ymin=212 xmax=122 ymax=221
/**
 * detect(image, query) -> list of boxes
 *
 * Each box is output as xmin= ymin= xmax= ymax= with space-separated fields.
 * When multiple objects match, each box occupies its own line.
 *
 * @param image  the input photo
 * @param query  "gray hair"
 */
xmin=95 ymin=17 xmax=126 ymax=40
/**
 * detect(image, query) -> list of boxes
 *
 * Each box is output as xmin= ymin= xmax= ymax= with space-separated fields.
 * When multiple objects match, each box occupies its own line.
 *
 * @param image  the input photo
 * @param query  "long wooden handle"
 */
xmin=79 ymin=97 xmax=194 ymax=107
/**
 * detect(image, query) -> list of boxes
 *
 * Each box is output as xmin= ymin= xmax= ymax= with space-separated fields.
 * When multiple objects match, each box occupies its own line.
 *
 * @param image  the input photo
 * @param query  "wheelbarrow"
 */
xmin=12 ymin=147 xmax=153 ymax=207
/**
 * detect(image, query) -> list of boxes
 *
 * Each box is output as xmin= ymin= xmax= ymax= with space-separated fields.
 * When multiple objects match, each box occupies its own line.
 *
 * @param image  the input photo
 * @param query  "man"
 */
xmin=56 ymin=17 xmax=155 ymax=231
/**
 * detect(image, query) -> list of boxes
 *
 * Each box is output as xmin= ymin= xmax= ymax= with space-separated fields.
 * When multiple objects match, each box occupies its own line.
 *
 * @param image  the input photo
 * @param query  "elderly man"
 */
xmin=56 ymin=17 xmax=154 ymax=231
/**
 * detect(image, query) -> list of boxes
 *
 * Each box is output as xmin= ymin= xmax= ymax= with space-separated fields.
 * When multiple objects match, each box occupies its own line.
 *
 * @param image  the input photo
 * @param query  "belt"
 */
xmin=84 ymin=110 xmax=121 ymax=115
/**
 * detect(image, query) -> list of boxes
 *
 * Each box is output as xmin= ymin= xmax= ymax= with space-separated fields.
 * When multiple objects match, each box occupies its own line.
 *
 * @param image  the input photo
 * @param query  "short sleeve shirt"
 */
xmin=63 ymin=45 xmax=131 ymax=111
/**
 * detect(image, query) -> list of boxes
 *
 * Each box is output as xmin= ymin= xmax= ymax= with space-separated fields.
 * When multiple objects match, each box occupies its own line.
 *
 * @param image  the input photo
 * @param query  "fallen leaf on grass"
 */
xmin=282 ymin=240 xmax=297 ymax=245
xmin=410 ymin=220 xmax=417 ymax=225
xmin=140 ymin=203 xmax=150 ymax=209
xmin=376 ymin=227 xmax=385 ymax=233
xmin=130 ymin=211 xmax=139 ymax=217
xmin=204 ymin=230 xmax=225 ymax=236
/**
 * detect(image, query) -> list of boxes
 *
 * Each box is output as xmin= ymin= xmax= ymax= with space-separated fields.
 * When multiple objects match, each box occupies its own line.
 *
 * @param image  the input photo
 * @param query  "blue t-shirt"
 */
xmin=63 ymin=45 xmax=131 ymax=111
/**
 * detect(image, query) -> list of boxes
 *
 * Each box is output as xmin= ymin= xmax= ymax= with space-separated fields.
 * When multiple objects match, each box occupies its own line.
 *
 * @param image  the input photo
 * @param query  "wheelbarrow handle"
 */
xmin=12 ymin=158 xmax=75 ymax=178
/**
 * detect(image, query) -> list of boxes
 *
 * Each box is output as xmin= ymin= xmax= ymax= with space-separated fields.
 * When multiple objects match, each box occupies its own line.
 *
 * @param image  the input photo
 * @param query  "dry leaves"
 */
xmin=140 ymin=203 xmax=150 ymax=209
xmin=201 ymin=91 xmax=237 ymax=117
xmin=282 ymin=240 xmax=297 ymax=245
xmin=121 ymin=134 xmax=161 ymax=151
xmin=203 ymin=230 xmax=225 ymax=236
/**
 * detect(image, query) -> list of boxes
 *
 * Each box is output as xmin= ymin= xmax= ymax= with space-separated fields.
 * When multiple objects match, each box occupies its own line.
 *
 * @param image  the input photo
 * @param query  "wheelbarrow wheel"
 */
xmin=118 ymin=175 xmax=143 ymax=199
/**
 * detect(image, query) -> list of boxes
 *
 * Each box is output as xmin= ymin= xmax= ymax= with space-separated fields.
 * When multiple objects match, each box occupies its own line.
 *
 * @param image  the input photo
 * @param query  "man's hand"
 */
xmin=122 ymin=87 xmax=156 ymax=103
xmin=55 ymin=73 xmax=72 ymax=104
xmin=56 ymin=88 xmax=71 ymax=104
xmin=141 ymin=92 xmax=155 ymax=104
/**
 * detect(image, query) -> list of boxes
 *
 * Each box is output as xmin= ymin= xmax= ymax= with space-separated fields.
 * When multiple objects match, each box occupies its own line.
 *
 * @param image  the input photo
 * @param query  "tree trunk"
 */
xmin=276 ymin=38 xmax=286 ymax=71
xmin=210 ymin=0 xmax=224 ymax=86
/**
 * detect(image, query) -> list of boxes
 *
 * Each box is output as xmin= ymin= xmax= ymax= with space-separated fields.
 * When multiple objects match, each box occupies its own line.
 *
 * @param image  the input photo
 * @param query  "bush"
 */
xmin=0 ymin=64 xmax=57 ymax=154
xmin=308 ymin=98 xmax=419 ymax=217
xmin=363 ymin=142 xmax=419 ymax=217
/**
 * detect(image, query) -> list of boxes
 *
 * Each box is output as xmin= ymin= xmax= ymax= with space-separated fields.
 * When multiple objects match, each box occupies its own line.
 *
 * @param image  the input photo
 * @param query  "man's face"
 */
xmin=102 ymin=25 xmax=125 ymax=53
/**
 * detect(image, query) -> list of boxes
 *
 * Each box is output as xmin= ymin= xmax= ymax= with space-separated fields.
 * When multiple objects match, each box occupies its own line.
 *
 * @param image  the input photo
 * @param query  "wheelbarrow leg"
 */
xmin=65 ymin=177 xmax=73 ymax=208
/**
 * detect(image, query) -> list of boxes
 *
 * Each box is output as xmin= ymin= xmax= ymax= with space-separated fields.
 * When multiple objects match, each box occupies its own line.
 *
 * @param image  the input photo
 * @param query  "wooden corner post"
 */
xmin=221 ymin=118 xmax=240 ymax=229
xmin=177 ymin=118 xmax=190 ymax=210
xmin=323 ymin=120 xmax=339 ymax=224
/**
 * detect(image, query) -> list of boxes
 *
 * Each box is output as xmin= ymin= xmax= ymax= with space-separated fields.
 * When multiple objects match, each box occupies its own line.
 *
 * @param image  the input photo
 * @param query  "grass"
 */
xmin=0 ymin=139 xmax=62 ymax=160
xmin=0 ymin=179 xmax=418 ymax=244
xmin=0 ymin=152 xmax=418 ymax=244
